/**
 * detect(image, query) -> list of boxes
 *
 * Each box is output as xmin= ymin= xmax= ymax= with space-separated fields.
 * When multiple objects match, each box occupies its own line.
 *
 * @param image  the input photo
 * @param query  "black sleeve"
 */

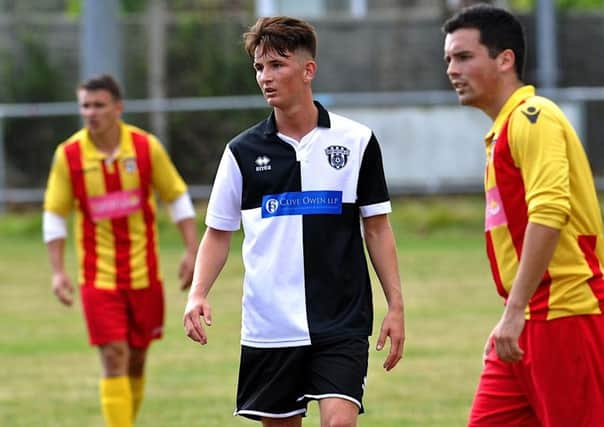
xmin=356 ymin=133 xmax=390 ymax=206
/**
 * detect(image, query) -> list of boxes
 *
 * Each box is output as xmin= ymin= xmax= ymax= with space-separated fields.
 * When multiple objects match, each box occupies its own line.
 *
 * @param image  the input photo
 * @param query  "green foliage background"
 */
xmin=1 ymin=0 xmax=603 ymax=188
xmin=511 ymin=0 xmax=604 ymax=10
xmin=0 ymin=8 xmax=263 ymax=188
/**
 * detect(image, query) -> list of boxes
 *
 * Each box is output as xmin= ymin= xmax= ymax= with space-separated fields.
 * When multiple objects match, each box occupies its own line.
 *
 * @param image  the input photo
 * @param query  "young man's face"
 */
xmin=444 ymin=28 xmax=501 ymax=110
xmin=77 ymin=88 xmax=123 ymax=138
xmin=253 ymin=45 xmax=313 ymax=110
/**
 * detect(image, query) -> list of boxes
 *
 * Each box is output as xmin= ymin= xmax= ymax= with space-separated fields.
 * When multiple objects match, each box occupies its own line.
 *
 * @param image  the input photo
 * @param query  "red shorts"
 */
xmin=80 ymin=283 xmax=165 ymax=349
xmin=469 ymin=314 xmax=604 ymax=427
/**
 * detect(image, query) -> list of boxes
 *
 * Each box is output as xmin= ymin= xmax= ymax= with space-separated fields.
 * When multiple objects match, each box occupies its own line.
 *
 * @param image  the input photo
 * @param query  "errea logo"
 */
xmin=255 ymin=155 xmax=272 ymax=172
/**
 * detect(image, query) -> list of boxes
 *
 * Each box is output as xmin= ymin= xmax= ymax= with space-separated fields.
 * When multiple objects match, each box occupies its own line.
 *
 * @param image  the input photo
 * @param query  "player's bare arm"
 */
xmin=493 ymin=222 xmax=560 ymax=363
xmin=176 ymin=217 xmax=199 ymax=290
xmin=47 ymin=238 xmax=74 ymax=306
xmin=183 ymin=227 xmax=232 ymax=345
xmin=362 ymin=214 xmax=406 ymax=371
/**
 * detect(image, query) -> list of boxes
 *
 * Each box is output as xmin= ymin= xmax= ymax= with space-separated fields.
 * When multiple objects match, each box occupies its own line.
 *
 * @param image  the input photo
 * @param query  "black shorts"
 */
xmin=234 ymin=336 xmax=369 ymax=420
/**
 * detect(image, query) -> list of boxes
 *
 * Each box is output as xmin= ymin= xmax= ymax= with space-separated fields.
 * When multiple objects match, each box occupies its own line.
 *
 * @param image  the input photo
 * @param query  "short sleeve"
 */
xmin=509 ymin=101 xmax=570 ymax=229
xmin=205 ymin=146 xmax=243 ymax=231
xmin=149 ymin=135 xmax=188 ymax=203
xmin=357 ymin=133 xmax=391 ymax=217
xmin=43 ymin=146 xmax=74 ymax=217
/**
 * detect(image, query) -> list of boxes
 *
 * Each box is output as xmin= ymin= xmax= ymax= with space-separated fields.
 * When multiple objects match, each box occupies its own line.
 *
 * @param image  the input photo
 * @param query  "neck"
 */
xmin=89 ymin=122 xmax=121 ymax=155
xmin=274 ymin=98 xmax=318 ymax=141
xmin=484 ymin=80 xmax=524 ymax=121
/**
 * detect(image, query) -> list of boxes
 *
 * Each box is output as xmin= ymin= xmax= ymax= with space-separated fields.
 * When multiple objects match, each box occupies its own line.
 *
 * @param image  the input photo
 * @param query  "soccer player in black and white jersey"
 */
xmin=184 ymin=16 xmax=405 ymax=426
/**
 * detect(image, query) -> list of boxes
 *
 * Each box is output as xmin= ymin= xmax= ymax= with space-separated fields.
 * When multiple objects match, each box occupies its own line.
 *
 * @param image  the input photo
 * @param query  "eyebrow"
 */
xmin=444 ymin=48 xmax=471 ymax=60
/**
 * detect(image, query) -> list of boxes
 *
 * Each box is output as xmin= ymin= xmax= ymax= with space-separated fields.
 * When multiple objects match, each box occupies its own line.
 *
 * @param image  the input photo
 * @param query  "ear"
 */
xmin=303 ymin=60 xmax=317 ymax=83
xmin=115 ymin=99 xmax=125 ymax=116
xmin=498 ymin=49 xmax=516 ymax=73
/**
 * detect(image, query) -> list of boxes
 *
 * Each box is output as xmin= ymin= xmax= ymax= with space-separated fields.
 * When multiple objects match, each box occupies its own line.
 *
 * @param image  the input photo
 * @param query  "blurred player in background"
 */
xmin=43 ymin=74 xmax=198 ymax=427
xmin=184 ymin=16 xmax=405 ymax=427
xmin=443 ymin=4 xmax=604 ymax=426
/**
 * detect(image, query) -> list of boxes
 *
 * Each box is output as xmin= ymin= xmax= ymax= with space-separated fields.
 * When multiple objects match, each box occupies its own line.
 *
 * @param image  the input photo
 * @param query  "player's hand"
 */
xmin=183 ymin=294 xmax=212 ymax=345
xmin=492 ymin=306 xmax=525 ymax=363
xmin=376 ymin=306 xmax=405 ymax=371
xmin=483 ymin=328 xmax=495 ymax=364
xmin=178 ymin=250 xmax=196 ymax=291
xmin=52 ymin=272 xmax=74 ymax=306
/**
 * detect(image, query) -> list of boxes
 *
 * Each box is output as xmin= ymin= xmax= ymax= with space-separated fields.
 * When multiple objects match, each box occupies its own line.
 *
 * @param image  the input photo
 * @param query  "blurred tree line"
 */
xmin=0 ymin=0 xmax=266 ymax=189
xmin=0 ymin=0 xmax=602 ymax=189
xmin=510 ymin=0 xmax=604 ymax=10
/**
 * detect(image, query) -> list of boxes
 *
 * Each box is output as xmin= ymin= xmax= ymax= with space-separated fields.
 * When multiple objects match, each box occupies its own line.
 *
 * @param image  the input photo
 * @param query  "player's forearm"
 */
xmin=189 ymin=227 xmax=232 ymax=299
xmin=364 ymin=216 xmax=404 ymax=310
xmin=46 ymin=239 xmax=66 ymax=275
xmin=177 ymin=217 xmax=199 ymax=254
xmin=375 ymin=257 xmax=403 ymax=309
xmin=506 ymin=222 xmax=560 ymax=311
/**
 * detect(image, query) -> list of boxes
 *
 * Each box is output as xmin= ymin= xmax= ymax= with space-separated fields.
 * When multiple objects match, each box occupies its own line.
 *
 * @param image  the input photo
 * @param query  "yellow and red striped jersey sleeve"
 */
xmin=484 ymin=85 xmax=604 ymax=320
xmin=508 ymin=96 xmax=570 ymax=230
xmin=146 ymin=132 xmax=188 ymax=203
xmin=44 ymin=133 xmax=84 ymax=217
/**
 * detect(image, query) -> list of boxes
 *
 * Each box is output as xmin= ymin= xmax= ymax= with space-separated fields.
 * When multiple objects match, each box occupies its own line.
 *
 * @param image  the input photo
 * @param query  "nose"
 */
xmin=446 ymin=60 xmax=458 ymax=77
xmin=82 ymin=107 xmax=95 ymax=118
xmin=258 ymin=68 xmax=272 ymax=84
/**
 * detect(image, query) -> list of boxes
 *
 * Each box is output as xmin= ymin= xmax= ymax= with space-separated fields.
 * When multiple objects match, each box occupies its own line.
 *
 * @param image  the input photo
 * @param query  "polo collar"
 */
xmin=484 ymin=85 xmax=535 ymax=144
xmin=264 ymin=100 xmax=331 ymax=135
xmin=82 ymin=122 xmax=134 ymax=159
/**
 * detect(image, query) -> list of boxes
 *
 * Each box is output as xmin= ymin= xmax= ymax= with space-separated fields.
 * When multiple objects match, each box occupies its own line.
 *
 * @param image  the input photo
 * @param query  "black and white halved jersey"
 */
xmin=206 ymin=101 xmax=391 ymax=348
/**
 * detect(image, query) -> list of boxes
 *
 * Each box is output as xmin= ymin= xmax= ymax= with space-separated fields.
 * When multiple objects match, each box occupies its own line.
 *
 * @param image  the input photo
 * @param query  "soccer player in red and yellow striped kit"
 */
xmin=444 ymin=5 xmax=604 ymax=426
xmin=43 ymin=74 xmax=198 ymax=427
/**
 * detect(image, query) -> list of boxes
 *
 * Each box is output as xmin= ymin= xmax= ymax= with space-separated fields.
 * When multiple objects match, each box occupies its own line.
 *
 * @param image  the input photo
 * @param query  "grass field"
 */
xmin=0 ymin=196 xmax=499 ymax=426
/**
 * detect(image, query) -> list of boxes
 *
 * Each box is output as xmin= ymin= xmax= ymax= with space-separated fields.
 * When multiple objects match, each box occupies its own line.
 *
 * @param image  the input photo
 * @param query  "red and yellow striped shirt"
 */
xmin=484 ymin=85 xmax=604 ymax=320
xmin=44 ymin=122 xmax=188 ymax=290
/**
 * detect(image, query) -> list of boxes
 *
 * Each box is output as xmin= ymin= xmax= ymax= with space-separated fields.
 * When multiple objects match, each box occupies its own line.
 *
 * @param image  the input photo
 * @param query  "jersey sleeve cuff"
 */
xmin=528 ymin=214 xmax=567 ymax=230
xmin=359 ymin=201 xmax=392 ymax=218
xmin=205 ymin=213 xmax=241 ymax=231
xmin=43 ymin=211 xmax=67 ymax=243
xmin=168 ymin=192 xmax=196 ymax=223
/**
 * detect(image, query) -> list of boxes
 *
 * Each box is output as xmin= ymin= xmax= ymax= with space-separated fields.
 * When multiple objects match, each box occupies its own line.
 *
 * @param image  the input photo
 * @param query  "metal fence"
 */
xmin=1 ymin=86 xmax=604 ymax=213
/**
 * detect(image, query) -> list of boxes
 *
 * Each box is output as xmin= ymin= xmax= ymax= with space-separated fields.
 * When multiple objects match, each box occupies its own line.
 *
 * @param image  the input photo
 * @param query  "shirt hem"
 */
xmin=241 ymin=337 xmax=311 ymax=348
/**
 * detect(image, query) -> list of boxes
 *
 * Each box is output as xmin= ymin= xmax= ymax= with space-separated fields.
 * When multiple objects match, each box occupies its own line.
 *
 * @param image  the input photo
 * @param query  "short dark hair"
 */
xmin=77 ymin=74 xmax=122 ymax=100
xmin=442 ymin=4 xmax=526 ymax=79
xmin=243 ymin=16 xmax=317 ymax=59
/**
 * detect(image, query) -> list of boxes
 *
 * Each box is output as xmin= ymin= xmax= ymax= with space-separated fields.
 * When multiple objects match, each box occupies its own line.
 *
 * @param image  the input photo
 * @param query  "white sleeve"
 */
xmin=43 ymin=211 xmax=67 ymax=243
xmin=168 ymin=192 xmax=195 ymax=223
xmin=205 ymin=147 xmax=242 ymax=231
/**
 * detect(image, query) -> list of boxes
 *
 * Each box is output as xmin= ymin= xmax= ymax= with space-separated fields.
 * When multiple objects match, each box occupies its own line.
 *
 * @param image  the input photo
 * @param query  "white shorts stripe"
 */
xmin=297 ymin=393 xmax=362 ymax=409
xmin=234 ymin=408 xmax=307 ymax=419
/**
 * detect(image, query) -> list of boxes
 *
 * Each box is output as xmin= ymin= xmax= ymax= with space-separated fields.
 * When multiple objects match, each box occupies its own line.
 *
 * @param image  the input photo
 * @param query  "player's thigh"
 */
xmin=261 ymin=415 xmax=302 ymax=427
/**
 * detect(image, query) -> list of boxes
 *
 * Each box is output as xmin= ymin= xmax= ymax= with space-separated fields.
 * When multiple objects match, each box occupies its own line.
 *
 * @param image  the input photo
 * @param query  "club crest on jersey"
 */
xmin=255 ymin=155 xmax=272 ymax=172
xmin=325 ymin=145 xmax=350 ymax=170
xmin=123 ymin=157 xmax=138 ymax=173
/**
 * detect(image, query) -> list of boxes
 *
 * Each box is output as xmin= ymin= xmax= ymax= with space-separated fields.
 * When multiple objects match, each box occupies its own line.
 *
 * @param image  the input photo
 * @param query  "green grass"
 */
xmin=0 ymin=196 xmax=499 ymax=426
